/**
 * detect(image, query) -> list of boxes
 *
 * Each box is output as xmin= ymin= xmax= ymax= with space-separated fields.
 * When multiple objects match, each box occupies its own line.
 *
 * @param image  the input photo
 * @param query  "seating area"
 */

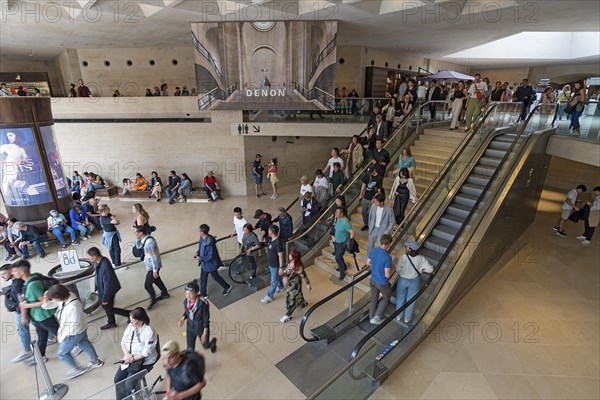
xmin=93 ymin=185 xmax=119 ymax=198
xmin=119 ymin=188 xmax=209 ymax=203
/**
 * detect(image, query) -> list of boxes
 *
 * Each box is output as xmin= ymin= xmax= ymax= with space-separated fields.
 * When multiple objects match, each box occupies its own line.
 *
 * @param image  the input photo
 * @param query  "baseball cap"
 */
xmin=405 ymin=242 xmax=419 ymax=251
xmin=253 ymin=209 xmax=264 ymax=219
xmin=161 ymin=340 xmax=180 ymax=355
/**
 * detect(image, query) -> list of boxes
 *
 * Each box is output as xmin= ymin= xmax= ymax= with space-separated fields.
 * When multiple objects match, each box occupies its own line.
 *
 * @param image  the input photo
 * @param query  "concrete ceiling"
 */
xmin=1 ymin=0 xmax=599 ymax=68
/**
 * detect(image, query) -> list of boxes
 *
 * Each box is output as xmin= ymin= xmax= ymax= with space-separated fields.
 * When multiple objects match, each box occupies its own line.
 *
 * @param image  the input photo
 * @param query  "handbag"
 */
xmin=407 ymin=255 xmax=429 ymax=282
xmin=125 ymin=330 xmax=145 ymax=373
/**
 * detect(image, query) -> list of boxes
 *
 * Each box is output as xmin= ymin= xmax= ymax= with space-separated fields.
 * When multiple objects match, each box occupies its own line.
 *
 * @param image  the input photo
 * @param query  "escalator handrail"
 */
xmin=297 ymin=102 xmax=509 ymax=342
xmin=349 ymin=103 xmax=552 ymax=361
xmin=227 ymin=244 xmax=268 ymax=284
xmin=286 ymin=101 xmax=443 ymax=250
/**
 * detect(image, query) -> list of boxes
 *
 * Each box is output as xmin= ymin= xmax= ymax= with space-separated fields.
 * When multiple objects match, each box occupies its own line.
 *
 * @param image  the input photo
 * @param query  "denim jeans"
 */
xmin=334 ymin=242 xmax=347 ymax=273
xmin=71 ymin=184 xmax=80 ymax=193
xmin=52 ymin=225 xmax=76 ymax=244
xmin=166 ymin=187 xmax=178 ymax=202
xmin=267 ymin=265 xmax=283 ymax=299
xmin=15 ymin=312 xmax=31 ymax=353
xmin=20 ymin=234 xmax=48 ymax=258
xmin=396 ymin=277 xmax=420 ymax=321
xmin=569 ymin=110 xmax=582 ymax=130
xmin=76 ymin=224 xmax=94 ymax=238
xmin=558 ymin=104 xmax=567 ymax=120
xmin=58 ymin=331 xmax=99 ymax=369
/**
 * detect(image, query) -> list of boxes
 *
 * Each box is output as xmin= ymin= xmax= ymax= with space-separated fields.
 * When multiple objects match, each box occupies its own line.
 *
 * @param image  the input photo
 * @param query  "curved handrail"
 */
xmin=349 ymin=102 xmax=554 ymax=361
xmin=296 ymin=102 xmax=512 ymax=342
xmin=227 ymin=244 xmax=267 ymax=284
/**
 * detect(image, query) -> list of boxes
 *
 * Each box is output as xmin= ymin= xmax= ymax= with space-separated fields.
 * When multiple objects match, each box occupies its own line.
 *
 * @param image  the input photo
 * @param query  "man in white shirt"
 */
xmin=323 ymin=148 xmax=345 ymax=178
xmin=464 ymin=73 xmax=488 ymax=132
xmin=0 ymin=83 xmax=12 ymax=96
xmin=578 ymin=186 xmax=599 ymax=246
xmin=554 ymin=184 xmax=587 ymax=238
xmin=230 ymin=207 xmax=248 ymax=247
xmin=368 ymin=193 xmax=395 ymax=253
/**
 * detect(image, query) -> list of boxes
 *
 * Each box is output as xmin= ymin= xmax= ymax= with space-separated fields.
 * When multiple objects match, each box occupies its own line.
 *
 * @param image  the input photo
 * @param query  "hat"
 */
xmin=161 ymin=340 xmax=180 ymax=355
xmin=256 ymin=154 xmax=262 ymax=158
xmin=253 ymin=209 xmax=264 ymax=219
xmin=406 ymin=242 xmax=419 ymax=251
xmin=278 ymin=207 xmax=286 ymax=213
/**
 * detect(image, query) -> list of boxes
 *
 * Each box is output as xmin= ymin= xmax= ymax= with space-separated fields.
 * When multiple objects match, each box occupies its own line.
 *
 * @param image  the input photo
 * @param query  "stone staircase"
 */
xmin=312 ymin=127 xmax=467 ymax=285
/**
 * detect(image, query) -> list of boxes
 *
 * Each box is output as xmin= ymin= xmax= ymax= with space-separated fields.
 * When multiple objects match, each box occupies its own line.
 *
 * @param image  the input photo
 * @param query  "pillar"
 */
xmin=0 ymin=98 xmax=71 ymax=226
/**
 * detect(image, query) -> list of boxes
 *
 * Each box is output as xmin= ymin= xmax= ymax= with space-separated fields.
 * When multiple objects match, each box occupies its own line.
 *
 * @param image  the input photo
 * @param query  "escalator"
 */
xmin=303 ymin=103 xmax=558 ymax=400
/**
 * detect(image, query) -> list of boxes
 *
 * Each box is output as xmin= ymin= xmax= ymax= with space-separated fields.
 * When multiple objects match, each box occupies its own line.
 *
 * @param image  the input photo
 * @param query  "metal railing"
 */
xmin=308 ymin=34 xmax=337 ymax=83
xmin=197 ymin=82 xmax=238 ymax=110
xmin=191 ymin=30 xmax=222 ymax=78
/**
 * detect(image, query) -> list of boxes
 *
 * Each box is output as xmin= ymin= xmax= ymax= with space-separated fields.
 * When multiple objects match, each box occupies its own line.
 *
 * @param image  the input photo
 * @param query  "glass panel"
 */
xmin=313 ymin=344 xmax=378 ymax=400
xmin=0 ymin=127 xmax=51 ymax=205
xmin=39 ymin=125 xmax=70 ymax=199
xmin=85 ymin=370 xmax=155 ymax=400
xmin=555 ymin=102 xmax=599 ymax=140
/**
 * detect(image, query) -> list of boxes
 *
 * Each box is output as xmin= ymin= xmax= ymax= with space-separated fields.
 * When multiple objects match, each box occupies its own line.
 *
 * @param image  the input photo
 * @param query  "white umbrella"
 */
xmin=424 ymin=70 xmax=474 ymax=82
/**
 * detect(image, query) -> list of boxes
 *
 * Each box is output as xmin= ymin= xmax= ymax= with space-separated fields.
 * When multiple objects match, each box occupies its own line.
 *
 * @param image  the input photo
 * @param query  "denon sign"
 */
xmin=245 ymin=89 xmax=286 ymax=97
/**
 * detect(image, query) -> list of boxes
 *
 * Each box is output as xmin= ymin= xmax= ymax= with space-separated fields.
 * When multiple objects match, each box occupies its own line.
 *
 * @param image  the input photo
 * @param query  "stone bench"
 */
xmin=119 ymin=188 xmax=209 ymax=203
xmin=94 ymin=185 xmax=119 ymax=198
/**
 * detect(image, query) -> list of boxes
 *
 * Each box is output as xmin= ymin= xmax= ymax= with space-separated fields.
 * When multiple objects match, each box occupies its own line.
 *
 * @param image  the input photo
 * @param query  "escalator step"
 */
xmin=432 ymin=224 xmax=459 ymax=242
xmin=454 ymin=193 xmax=479 ymax=207
xmin=447 ymin=203 xmax=471 ymax=218
xmin=421 ymin=248 xmax=443 ymax=266
xmin=424 ymin=236 xmax=451 ymax=254
xmin=484 ymin=148 xmax=507 ymax=159
xmin=474 ymin=165 xmax=496 ymax=177
xmin=479 ymin=156 xmax=502 ymax=167
xmin=460 ymin=183 xmax=485 ymax=197
xmin=440 ymin=213 xmax=465 ymax=230
xmin=467 ymin=174 xmax=491 ymax=187
xmin=489 ymin=140 xmax=512 ymax=151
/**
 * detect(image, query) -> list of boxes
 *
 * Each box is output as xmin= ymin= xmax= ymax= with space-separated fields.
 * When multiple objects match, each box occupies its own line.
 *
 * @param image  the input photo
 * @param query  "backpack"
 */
xmin=132 ymin=236 xmax=154 ymax=261
xmin=3 ymin=285 xmax=18 ymax=312
xmin=179 ymin=350 xmax=205 ymax=387
xmin=26 ymin=273 xmax=60 ymax=291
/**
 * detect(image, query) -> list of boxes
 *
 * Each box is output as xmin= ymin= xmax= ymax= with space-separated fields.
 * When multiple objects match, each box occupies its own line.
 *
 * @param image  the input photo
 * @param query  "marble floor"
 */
xmin=372 ymin=187 xmax=600 ymax=400
xmin=1 ymin=185 xmax=598 ymax=400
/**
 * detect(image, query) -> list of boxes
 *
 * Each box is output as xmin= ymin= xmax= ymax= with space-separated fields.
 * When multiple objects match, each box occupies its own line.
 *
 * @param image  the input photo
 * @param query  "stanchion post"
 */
xmin=30 ymin=341 xmax=68 ymax=400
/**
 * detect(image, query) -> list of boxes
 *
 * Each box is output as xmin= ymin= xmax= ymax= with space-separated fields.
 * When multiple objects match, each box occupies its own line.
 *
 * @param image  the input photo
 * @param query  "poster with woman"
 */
xmin=0 ymin=128 xmax=51 ymax=206
xmin=40 ymin=125 xmax=69 ymax=199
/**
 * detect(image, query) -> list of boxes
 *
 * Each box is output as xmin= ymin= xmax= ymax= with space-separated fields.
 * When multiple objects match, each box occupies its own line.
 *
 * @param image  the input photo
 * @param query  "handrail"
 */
xmin=349 ymin=102 xmax=551 ymax=361
xmin=296 ymin=102 xmax=512 ymax=342
xmin=191 ymin=30 xmax=222 ymax=78
xmin=308 ymin=34 xmax=337 ymax=83
xmin=198 ymin=82 xmax=238 ymax=110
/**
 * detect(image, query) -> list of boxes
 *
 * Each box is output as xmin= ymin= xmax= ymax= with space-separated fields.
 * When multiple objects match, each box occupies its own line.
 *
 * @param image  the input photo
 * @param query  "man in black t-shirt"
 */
xmin=358 ymin=168 xmax=383 ymax=231
xmin=261 ymin=225 xmax=284 ymax=304
xmin=252 ymin=154 xmax=266 ymax=198
xmin=162 ymin=341 xmax=205 ymax=400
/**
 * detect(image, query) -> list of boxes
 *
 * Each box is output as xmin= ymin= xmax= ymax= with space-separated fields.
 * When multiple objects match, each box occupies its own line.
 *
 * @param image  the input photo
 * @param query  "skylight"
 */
xmin=445 ymin=32 xmax=600 ymax=60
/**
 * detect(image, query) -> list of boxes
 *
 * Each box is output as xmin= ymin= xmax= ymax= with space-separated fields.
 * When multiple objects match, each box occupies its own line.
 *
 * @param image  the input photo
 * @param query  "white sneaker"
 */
xmin=11 ymin=351 xmax=33 ymax=363
xmin=369 ymin=316 xmax=382 ymax=325
xmin=261 ymin=296 xmax=273 ymax=304
xmin=86 ymin=235 xmax=92 ymax=239
xmin=66 ymin=367 xmax=89 ymax=380
xmin=88 ymin=359 xmax=104 ymax=369
xmin=25 ymin=355 xmax=48 ymax=366
xmin=280 ymin=315 xmax=291 ymax=323
xmin=275 ymin=287 xmax=284 ymax=293
xmin=576 ymin=235 xmax=587 ymax=241
xmin=581 ymin=240 xmax=590 ymax=246
xmin=81 ymin=236 xmax=88 ymax=241
xmin=47 ymin=336 xmax=58 ymax=345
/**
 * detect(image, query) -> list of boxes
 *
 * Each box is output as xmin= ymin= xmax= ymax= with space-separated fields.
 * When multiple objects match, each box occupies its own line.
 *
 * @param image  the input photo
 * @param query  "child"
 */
xmin=178 ymin=279 xmax=217 ymax=352
xmin=331 ymin=162 xmax=345 ymax=195
xmin=280 ymin=249 xmax=311 ymax=323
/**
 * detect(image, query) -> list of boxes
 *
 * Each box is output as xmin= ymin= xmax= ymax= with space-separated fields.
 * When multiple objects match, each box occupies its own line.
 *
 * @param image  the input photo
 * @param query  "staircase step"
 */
xmin=313 ymin=256 xmax=364 ymax=278
xmin=432 ymin=224 xmax=459 ymax=242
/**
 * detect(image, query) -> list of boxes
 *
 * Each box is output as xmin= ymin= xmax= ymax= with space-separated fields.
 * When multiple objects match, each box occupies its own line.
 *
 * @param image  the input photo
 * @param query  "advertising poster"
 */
xmin=0 ymin=127 xmax=50 ymax=206
xmin=40 ymin=125 xmax=69 ymax=199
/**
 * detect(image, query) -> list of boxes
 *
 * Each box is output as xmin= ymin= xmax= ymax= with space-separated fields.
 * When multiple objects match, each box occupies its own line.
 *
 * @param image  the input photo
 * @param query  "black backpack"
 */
xmin=3 ymin=285 xmax=18 ymax=312
xmin=132 ymin=236 xmax=154 ymax=261
xmin=26 ymin=273 xmax=60 ymax=291
xmin=179 ymin=350 xmax=205 ymax=387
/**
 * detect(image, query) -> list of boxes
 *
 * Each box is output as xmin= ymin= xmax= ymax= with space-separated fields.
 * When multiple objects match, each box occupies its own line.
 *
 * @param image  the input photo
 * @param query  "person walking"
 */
xmin=358 ymin=167 xmax=383 ymax=231
xmin=230 ymin=207 xmax=248 ymax=248
xmin=1 ymin=264 xmax=32 ymax=363
xmin=88 ymin=247 xmax=131 ymax=330
xmin=464 ymin=73 xmax=487 ymax=131
xmin=395 ymin=242 xmax=434 ymax=324
xmin=252 ymin=154 xmax=266 ymax=198
xmin=272 ymin=207 xmax=293 ymax=242
xmin=577 ymin=186 xmax=600 ymax=246
xmin=42 ymin=284 xmax=104 ymax=379
xmin=261 ymin=225 xmax=284 ymax=304
xmin=161 ymin=340 xmax=207 ymax=400
xmin=367 ymin=234 xmax=394 ymax=325
xmin=368 ymin=193 xmax=394 ymax=253
xmin=553 ymin=184 xmax=587 ymax=237
xmin=332 ymin=207 xmax=355 ymax=280
xmin=239 ymin=223 xmax=261 ymax=278
xmin=449 ymin=81 xmax=467 ymax=130
xmin=279 ymin=249 xmax=311 ymax=323
xmin=557 ymin=84 xmax=571 ymax=120
xmin=98 ymin=205 xmax=122 ymax=266
xmin=195 ymin=224 xmax=231 ymax=297
xmin=134 ymin=227 xmax=170 ymax=310
xmin=178 ymin=279 xmax=217 ymax=352
xmin=569 ymin=81 xmax=586 ymax=135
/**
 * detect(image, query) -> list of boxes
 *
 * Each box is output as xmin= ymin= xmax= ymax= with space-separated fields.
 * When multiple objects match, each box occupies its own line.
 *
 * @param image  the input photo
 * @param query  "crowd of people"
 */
xmin=64 ymin=79 xmax=199 ymax=98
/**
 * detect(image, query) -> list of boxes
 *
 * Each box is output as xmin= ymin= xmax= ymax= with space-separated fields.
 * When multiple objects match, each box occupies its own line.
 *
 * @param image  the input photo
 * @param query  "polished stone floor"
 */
xmin=0 ymin=185 xmax=598 ymax=399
